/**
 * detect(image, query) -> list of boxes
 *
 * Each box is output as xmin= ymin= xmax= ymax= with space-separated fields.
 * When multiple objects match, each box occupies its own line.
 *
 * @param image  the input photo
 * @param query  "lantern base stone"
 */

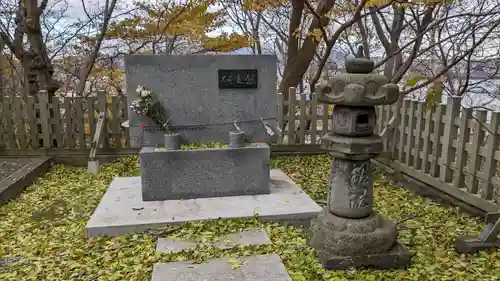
xmin=318 ymin=242 xmax=411 ymax=269
xmin=308 ymin=208 xmax=411 ymax=269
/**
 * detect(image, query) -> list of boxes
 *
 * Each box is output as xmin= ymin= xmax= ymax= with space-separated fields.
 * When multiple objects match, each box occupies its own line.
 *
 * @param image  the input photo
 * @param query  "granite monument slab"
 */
xmin=125 ymin=55 xmax=278 ymax=147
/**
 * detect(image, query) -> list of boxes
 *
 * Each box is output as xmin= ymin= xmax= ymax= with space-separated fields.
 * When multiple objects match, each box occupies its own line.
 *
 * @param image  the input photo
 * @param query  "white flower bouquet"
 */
xmin=130 ymin=86 xmax=153 ymax=116
xmin=130 ymin=85 xmax=171 ymax=133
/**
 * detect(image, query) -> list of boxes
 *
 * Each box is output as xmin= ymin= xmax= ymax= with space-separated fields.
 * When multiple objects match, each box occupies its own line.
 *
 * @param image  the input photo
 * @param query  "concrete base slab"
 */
xmin=455 ymin=236 xmax=500 ymax=254
xmin=0 ymin=157 xmax=52 ymax=204
xmin=88 ymin=160 xmax=100 ymax=175
xmin=151 ymin=254 xmax=292 ymax=281
xmin=156 ymin=228 xmax=272 ymax=253
xmin=320 ymin=242 xmax=412 ymax=269
xmin=85 ymin=169 xmax=321 ymax=237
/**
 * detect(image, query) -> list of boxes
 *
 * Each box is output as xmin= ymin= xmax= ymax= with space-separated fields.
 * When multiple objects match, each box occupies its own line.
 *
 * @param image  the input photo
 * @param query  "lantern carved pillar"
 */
xmin=308 ymin=47 xmax=411 ymax=269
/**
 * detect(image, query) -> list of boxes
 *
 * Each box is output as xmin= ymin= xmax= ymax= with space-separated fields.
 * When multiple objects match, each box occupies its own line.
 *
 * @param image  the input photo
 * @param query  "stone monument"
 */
xmin=125 ymin=55 xmax=278 ymax=147
xmin=308 ymin=47 xmax=411 ymax=269
xmin=124 ymin=55 xmax=277 ymax=201
xmin=85 ymin=54 xmax=321 ymax=238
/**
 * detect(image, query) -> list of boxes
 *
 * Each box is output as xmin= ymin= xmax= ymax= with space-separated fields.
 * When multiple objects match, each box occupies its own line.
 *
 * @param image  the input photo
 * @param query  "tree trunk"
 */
xmin=24 ymin=0 xmax=59 ymax=98
xmin=279 ymin=0 xmax=335 ymax=143
xmin=75 ymin=0 xmax=118 ymax=96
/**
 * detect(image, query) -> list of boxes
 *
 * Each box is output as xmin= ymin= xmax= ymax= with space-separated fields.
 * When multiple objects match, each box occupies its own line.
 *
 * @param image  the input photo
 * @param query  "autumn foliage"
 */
xmin=102 ymin=0 xmax=251 ymax=54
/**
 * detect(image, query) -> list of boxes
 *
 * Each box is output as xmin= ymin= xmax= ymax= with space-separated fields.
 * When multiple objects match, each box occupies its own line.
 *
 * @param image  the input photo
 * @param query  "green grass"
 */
xmin=0 ymin=155 xmax=498 ymax=280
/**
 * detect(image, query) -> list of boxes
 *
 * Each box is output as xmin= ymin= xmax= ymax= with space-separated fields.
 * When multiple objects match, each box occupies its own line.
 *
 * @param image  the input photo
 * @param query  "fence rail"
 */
xmin=1 ymin=88 xmax=500 ymax=211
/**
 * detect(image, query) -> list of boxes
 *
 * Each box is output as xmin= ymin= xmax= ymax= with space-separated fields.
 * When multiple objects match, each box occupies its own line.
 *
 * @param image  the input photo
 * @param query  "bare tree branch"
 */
xmin=404 ymin=21 xmax=499 ymax=95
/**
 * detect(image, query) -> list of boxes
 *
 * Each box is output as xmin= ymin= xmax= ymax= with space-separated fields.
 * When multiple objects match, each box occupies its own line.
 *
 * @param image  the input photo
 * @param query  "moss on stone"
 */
xmin=180 ymin=142 xmax=229 ymax=150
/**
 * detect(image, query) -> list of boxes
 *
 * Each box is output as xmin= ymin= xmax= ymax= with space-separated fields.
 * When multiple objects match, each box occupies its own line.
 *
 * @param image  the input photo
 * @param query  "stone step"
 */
xmin=151 ymin=254 xmax=293 ymax=281
xmin=156 ymin=228 xmax=272 ymax=253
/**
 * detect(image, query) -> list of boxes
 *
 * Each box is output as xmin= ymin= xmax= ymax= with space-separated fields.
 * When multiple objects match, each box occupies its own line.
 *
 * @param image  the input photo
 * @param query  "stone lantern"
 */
xmin=308 ymin=46 xmax=411 ymax=269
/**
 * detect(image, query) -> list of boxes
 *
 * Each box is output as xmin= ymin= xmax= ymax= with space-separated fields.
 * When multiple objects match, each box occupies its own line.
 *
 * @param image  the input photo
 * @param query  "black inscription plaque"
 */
xmin=218 ymin=69 xmax=258 ymax=89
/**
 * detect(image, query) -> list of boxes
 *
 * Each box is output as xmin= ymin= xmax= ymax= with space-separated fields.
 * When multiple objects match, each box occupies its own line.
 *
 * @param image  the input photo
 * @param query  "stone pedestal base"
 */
xmin=309 ymin=208 xmax=411 ymax=269
xmin=455 ymin=236 xmax=500 ymax=254
xmin=139 ymin=143 xmax=270 ymax=201
xmin=320 ymin=242 xmax=411 ymax=269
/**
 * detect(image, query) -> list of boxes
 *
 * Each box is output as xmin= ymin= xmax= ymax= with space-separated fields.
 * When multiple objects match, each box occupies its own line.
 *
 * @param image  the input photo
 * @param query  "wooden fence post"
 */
xmin=26 ymin=96 xmax=38 ymax=149
xmin=2 ymin=96 xmax=14 ymax=148
xmin=413 ymin=102 xmax=424 ymax=170
xmin=63 ymin=96 xmax=73 ymax=148
xmin=51 ymin=96 xmax=62 ymax=148
xmin=38 ymin=90 xmax=51 ymax=149
xmin=421 ymin=105 xmax=434 ymax=173
xmin=120 ymin=95 xmax=130 ymax=148
xmin=430 ymin=104 xmax=445 ymax=178
xmin=87 ymin=95 xmax=96 ymax=145
xmin=74 ymin=97 xmax=86 ymax=149
xmin=13 ymin=97 xmax=26 ymax=149
xmin=298 ymin=91 xmax=306 ymax=144
xmin=482 ymin=111 xmax=499 ymax=200
xmin=97 ymin=90 xmax=108 ymax=149
xmin=467 ymin=110 xmax=487 ymax=194
xmin=397 ymin=99 xmax=408 ymax=162
xmin=453 ymin=107 xmax=472 ymax=190
xmin=277 ymin=93 xmax=284 ymax=144
xmin=439 ymin=97 xmax=461 ymax=183
xmin=321 ymin=96 xmax=329 ymax=137
xmin=310 ymin=93 xmax=318 ymax=145
xmin=390 ymin=93 xmax=404 ymax=160
xmin=287 ymin=87 xmax=296 ymax=144
xmin=405 ymin=100 xmax=415 ymax=166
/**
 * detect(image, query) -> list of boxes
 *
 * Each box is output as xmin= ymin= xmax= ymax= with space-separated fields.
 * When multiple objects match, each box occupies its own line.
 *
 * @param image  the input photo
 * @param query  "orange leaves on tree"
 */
xmin=241 ymin=0 xmax=287 ymax=12
xmin=92 ymin=68 xmax=125 ymax=82
xmin=101 ymin=0 xmax=250 ymax=53
xmin=104 ymin=1 xmax=223 ymax=43
xmin=365 ymin=0 xmax=392 ymax=7
xmin=203 ymin=33 xmax=251 ymax=52
xmin=309 ymin=28 xmax=323 ymax=43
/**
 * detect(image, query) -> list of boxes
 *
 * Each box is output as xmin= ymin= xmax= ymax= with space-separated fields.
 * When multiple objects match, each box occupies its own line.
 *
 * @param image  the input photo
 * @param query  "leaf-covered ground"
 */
xmin=1 ymin=155 xmax=499 ymax=281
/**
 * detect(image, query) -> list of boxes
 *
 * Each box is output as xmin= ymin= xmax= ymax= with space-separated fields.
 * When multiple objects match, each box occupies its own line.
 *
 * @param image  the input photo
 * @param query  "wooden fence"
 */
xmin=0 ymin=90 xmax=130 ymax=155
xmin=376 ymin=97 xmax=500 ymax=213
xmin=277 ymin=87 xmax=500 ymax=212
xmin=1 ymin=88 xmax=500 ymax=211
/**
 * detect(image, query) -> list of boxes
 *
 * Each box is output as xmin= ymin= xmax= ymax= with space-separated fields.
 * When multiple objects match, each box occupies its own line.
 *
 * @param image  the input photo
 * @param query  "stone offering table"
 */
xmin=140 ymin=143 xmax=270 ymax=201
xmin=308 ymin=47 xmax=411 ymax=269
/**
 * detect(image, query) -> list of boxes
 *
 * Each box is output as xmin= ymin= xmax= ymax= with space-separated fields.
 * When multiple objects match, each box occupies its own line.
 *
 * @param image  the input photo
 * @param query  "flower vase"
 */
xmin=164 ymin=133 xmax=181 ymax=150
xmin=229 ymin=131 xmax=245 ymax=148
